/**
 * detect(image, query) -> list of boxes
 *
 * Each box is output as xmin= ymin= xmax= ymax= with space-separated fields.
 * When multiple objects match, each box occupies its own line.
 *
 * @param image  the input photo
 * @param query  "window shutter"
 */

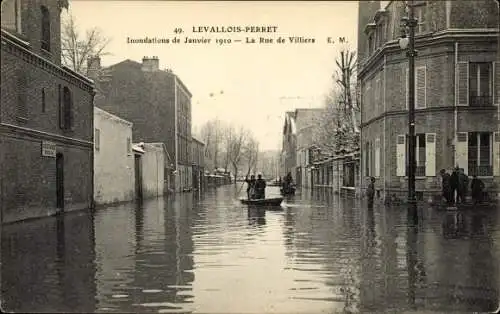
xmin=425 ymin=133 xmax=436 ymax=176
xmin=455 ymin=132 xmax=468 ymax=173
xmin=405 ymin=67 xmax=409 ymax=110
xmin=457 ymin=61 xmax=469 ymax=106
xmin=16 ymin=71 xmax=27 ymax=119
xmin=416 ymin=66 xmax=427 ymax=109
xmin=58 ymin=84 xmax=65 ymax=129
xmin=397 ymin=134 xmax=406 ymax=177
xmin=494 ymin=61 xmax=499 ymax=106
xmin=69 ymin=91 xmax=74 ymax=131
xmin=375 ymin=138 xmax=381 ymax=177
xmin=494 ymin=132 xmax=500 ymax=176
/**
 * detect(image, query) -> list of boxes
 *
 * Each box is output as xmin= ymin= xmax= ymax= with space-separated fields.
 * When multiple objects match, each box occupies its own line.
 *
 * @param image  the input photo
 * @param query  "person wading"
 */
xmin=440 ymin=169 xmax=452 ymax=205
xmin=470 ymin=175 xmax=485 ymax=205
xmin=254 ymin=174 xmax=267 ymax=199
xmin=366 ymin=177 xmax=375 ymax=209
xmin=245 ymin=175 xmax=256 ymax=200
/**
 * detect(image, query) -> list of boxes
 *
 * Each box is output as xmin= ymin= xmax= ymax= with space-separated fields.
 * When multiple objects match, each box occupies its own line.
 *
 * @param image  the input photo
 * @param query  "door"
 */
xmin=56 ymin=153 xmax=64 ymax=212
xmin=135 ymin=155 xmax=143 ymax=200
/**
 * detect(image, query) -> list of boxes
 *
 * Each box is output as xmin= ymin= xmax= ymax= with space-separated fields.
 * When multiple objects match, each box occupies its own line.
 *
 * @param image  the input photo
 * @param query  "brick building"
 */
xmin=281 ymin=111 xmax=297 ymax=180
xmin=358 ymin=0 xmax=499 ymax=202
xmin=90 ymin=56 xmax=192 ymax=193
xmin=0 ymin=0 xmax=95 ymax=223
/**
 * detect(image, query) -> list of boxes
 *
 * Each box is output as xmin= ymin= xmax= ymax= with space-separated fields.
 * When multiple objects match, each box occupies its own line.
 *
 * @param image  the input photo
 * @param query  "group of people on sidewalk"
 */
xmin=245 ymin=174 xmax=267 ymax=200
xmin=440 ymin=166 xmax=485 ymax=206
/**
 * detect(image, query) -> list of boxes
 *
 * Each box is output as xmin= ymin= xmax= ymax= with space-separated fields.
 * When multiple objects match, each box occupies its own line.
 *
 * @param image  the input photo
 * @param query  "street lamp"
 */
xmin=399 ymin=0 xmax=418 ymax=206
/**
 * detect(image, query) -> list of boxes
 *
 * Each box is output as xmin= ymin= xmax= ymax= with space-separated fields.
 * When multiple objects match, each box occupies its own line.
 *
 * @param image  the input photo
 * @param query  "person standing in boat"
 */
xmin=245 ymin=175 xmax=256 ymax=200
xmin=254 ymin=174 xmax=267 ymax=199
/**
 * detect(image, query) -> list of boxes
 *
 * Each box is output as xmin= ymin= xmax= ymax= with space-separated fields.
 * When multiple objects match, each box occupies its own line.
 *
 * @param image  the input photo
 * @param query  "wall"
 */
xmin=140 ymin=143 xmax=164 ymax=198
xmin=1 ymin=32 xmax=94 ymax=224
xmin=93 ymin=107 xmax=134 ymax=205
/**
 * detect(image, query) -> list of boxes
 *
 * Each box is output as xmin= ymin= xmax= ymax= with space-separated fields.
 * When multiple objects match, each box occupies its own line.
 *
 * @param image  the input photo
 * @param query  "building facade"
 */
xmin=358 ymin=0 xmax=499 ymax=202
xmin=191 ymin=137 xmax=205 ymax=191
xmin=281 ymin=111 xmax=297 ymax=181
xmin=295 ymin=108 xmax=324 ymax=188
xmin=1 ymin=0 xmax=95 ymax=223
xmin=90 ymin=56 xmax=191 ymax=193
xmin=133 ymin=142 xmax=165 ymax=199
xmin=93 ymin=107 xmax=134 ymax=206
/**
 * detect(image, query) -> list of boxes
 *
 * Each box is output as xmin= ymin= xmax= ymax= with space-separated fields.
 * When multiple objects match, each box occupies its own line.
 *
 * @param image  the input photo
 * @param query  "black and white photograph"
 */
xmin=1 ymin=0 xmax=499 ymax=313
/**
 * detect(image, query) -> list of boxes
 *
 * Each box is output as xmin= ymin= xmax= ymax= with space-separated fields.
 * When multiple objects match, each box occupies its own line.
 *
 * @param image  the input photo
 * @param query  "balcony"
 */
xmin=468 ymin=163 xmax=493 ymax=176
xmin=405 ymin=166 xmax=426 ymax=177
xmin=469 ymin=96 xmax=493 ymax=107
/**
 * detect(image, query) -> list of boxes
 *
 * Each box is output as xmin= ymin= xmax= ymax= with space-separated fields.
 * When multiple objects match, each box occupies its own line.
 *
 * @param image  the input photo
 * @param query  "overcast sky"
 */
xmin=66 ymin=1 xmax=359 ymax=150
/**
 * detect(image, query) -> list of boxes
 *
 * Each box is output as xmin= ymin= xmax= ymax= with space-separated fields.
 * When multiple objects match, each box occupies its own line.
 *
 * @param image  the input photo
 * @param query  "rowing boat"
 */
xmin=240 ymin=197 xmax=284 ymax=207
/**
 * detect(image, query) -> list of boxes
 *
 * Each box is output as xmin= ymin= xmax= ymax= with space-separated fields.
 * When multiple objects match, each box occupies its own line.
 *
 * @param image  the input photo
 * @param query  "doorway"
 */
xmin=56 ymin=153 xmax=64 ymax=212
xmin=134 ymin=154 xmax=143 ymax=200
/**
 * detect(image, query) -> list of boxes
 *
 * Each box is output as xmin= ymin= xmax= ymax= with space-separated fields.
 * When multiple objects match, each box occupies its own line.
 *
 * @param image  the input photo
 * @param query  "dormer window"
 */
xmin=415 ymin=2 xmax=427 ymax=33
xmin=41 ymin=5 xmax=50 ymax=51
xmin=1 ymin=0 xmax=22 ymax=33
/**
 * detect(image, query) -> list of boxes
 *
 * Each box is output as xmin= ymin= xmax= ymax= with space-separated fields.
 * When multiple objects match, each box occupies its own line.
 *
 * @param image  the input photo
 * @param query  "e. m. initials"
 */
xmin=327 ymin=36 xmax=348 ymax=44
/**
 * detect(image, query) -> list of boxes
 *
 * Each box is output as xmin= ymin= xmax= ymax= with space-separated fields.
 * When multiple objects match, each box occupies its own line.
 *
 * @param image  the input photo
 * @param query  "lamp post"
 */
xmin=399 ymin=0 xmax=418 ymax=206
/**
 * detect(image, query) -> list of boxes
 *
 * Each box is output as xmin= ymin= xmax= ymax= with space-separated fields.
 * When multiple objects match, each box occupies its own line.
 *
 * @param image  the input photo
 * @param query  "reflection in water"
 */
xmin=1 ymin=186 xmax=499 ymax=313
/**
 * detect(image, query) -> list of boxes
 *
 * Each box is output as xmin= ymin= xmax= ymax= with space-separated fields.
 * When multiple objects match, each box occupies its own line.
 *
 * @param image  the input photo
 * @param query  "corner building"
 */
xmin=358 ymin=0 xmax=499 ymax=201
xmin=0 ymin=0 xmax=95 ymax=223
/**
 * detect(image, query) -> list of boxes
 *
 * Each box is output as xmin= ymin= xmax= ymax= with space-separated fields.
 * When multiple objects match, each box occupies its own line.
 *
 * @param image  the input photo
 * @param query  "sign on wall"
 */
xmin=41 ymin=141 xmax=56 ymax=157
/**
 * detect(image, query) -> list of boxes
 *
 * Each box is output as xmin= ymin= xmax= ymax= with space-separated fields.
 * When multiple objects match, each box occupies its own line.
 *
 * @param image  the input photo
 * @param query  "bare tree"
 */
xmin=61 ymin=14 xmax=111 ymax=74
xmin=313 ymin=47 xmax=360 ymax=155
xmin=227 ymin=126 xmax=251 ymax=184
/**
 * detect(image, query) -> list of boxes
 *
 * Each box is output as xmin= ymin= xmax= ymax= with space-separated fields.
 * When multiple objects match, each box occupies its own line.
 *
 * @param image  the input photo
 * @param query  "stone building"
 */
xmin=358 ymin=0 xmax=499 ymax=202
xmin=295 ymin=108 xmax=324 ymax=188
xmin=93 ymin=107 xmax=134 ymax=206
xmin=281 ymin=111 xmax=297 ymax=181
xmin=89 ymin=56 xmax=192 ymax=193
xmin=0 ymin=0 xmax=95 ymax=223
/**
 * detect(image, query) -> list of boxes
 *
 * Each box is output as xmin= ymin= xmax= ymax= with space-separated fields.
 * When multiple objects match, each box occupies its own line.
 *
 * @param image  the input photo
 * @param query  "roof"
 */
xmin=103 ymin=59 xmax=192 ymax=98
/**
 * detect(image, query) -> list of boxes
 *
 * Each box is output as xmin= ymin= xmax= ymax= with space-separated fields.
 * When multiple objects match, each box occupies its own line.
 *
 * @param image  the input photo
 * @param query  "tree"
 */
xmin=313 ymin=47 xmax=360 ymax=155
xmin=227 ymin=126 xmax=251 ymax=184
xmin=61 ymin=14 xmax=111 ymax=74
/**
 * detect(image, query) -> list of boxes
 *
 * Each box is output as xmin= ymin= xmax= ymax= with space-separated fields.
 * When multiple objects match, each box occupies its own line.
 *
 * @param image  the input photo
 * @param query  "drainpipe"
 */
xmin=383 ymin=55 xmax=387 ymax=201
xmin=174 ymin=76 xmax=179 ymax=192
xmin=454 ymin=41 xmax=458 ymax=168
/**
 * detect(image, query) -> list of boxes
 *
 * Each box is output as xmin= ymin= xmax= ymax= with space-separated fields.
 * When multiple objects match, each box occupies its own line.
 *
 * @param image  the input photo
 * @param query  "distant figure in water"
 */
xmin=245 ymin=175 xmax=256 ymax=200
xmin=254 ymin=174 xmax=267 ymax=199
xmin=366 ymin=177 xmax=375 ymax=209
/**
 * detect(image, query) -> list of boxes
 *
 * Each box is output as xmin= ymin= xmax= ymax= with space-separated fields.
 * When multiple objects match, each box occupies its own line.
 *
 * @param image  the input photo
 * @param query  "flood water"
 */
xmin=2 ymin=185 xmax=500 ymax=313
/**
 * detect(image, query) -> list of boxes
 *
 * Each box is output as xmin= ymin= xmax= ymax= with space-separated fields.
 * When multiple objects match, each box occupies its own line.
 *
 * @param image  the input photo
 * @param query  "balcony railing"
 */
xmin=468 ymin=164 xmax=493 ymax=176
xmin=406 ymin=165 xmax=426 ymax=177
xmin=469 ymin=96 xmax=493 ymax=107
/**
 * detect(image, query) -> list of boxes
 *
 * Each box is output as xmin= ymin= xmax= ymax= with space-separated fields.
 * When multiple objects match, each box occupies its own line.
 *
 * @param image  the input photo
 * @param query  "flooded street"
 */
xmin=2 ymin=186 xmax=500 ymax=313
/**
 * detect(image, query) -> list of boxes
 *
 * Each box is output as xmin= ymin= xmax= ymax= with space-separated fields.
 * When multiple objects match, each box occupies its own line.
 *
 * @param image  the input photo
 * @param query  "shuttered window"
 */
xmin=425 ymin=133 xmax=436 ymax=177
xmin=494 ymin=61 xmax=499 ymax=106
xmin=416 ymin=66 xmax=426 ymax=109
xmin=494 ymin=132 xmax=500 ymax=176
xmin=455 ymin=132 xmax=468 ymax=173
xmin=16 ymin=70 xmax=28 ymax=120
xmin=374 ymin=138 xmax=380 ymax=177
xmin=396 ymin=135 xmax=406 ymax=177
xmin=457 ymin=61 xmax=469 ymax=106
xmin=95 ymin=128 xmax=100 ymax=151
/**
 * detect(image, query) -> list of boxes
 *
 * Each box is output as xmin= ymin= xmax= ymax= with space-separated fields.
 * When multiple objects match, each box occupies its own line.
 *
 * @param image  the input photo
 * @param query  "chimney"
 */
xmin=86 ymin=55 xmax=101 ymax=80
xmin=142 ymin=56 xmax=159 ymax=72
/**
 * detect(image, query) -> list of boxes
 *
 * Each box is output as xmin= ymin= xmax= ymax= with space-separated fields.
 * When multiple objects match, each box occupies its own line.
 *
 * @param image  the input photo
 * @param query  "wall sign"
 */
xmin=41 ymin=141 xmax=56 ymax=157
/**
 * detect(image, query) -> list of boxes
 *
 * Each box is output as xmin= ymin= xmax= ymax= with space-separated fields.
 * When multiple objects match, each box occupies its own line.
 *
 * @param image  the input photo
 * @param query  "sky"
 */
xmin=66 ymin=0 xmax=359 ymax=150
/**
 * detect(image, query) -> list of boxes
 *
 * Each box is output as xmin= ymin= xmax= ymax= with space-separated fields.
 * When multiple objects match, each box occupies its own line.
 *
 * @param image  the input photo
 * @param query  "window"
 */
xmin=469 ymin=63 xmax=493 ymax=107
xmin=41 ymin=88 xmax=46 ymax=112
xmin=1 ymin=0 xmax=22 ymax=33
xmin=468 ymin=132 xmax=493 ymax=176
xmin=365 ymin=141 xmax=370 ymax=176
xmin=405 ymin=134 xmax=426 ymax=176
xmin=16 ymin=70 xmax=27 ymax=120
xmin=41 ymin=6 xmax=50 ymax=51
xmin=60 ymin=86 xmax=73 ymax=130
xmin=367 ymin=35 xmax=373 ymax=55
xmin=415 ymin=4 xmax=427 ymax=33
xmin=95 ymin=128 xmax=100 ymax=151
xmin=127 ymin=137 xmax=131 ymax=154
